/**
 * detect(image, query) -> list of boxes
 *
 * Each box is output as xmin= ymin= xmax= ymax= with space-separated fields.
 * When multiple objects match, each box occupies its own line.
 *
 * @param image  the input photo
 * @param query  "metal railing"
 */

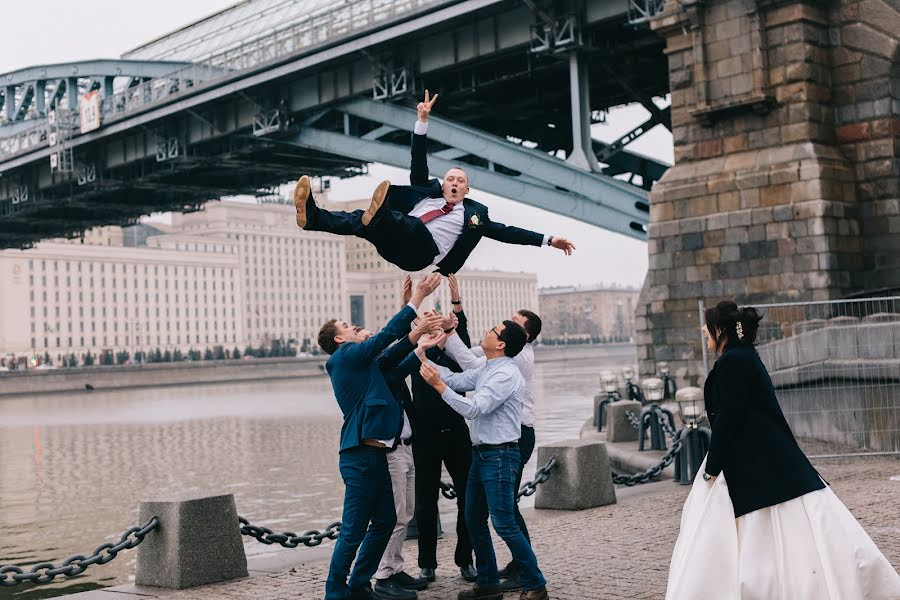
xmin=699 ymin=296 xmax=900 ymax=458
xmin=0 ymin=0 xmax=445 ymax=162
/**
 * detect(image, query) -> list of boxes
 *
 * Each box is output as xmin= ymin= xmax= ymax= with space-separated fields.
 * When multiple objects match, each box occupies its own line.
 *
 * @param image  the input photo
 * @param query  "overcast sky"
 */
xmin=1 ymin=1 xmax=672 ymax=289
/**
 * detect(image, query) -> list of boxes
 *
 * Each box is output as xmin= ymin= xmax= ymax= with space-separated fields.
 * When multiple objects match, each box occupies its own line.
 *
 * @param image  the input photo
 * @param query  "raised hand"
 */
xmin=419 ymin=361 xmax=445 ymax=390
xmin=550 ymin=237 xmax=576 ymax=256
xmin=417 ymin=89 xmax=439 ymax=123
xmin=409 ymin=313 xmax=444 ymax=343
xmin=401 ymin=275 xmax=412 ymax=305
xmin=417 ymin=331 xmax=447 ymax=351
xmin=440 ymin=311 xmax=456 ymax=331
xmin=448 ymin=273 xmax=460 ymax=302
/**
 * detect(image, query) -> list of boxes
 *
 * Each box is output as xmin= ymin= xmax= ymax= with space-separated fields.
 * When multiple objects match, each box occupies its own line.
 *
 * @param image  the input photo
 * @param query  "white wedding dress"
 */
xmin=665 ymin=457 xmax=900 ymax=600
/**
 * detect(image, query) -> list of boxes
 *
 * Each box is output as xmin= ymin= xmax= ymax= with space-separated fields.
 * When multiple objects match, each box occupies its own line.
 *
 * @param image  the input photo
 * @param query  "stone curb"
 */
xmin=579 ymin=418 xmax=675 ymax=480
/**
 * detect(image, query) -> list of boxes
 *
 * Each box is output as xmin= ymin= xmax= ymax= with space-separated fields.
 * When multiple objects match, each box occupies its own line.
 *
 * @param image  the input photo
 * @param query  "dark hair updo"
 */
xmin=704 ymin=300 xmax=763 ymax=350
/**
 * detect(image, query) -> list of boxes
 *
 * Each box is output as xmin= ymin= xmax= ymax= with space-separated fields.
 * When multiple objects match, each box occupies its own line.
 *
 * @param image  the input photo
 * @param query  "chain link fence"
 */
xmin=700 ymin=296 xmax=900 ymax=458
xmin=0 ymin=517 xmax=158 ymax=587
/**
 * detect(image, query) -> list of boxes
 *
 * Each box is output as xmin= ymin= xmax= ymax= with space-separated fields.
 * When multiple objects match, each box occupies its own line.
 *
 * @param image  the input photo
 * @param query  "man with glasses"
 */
xmin=405 ymin=321 xmax=549 ymax=600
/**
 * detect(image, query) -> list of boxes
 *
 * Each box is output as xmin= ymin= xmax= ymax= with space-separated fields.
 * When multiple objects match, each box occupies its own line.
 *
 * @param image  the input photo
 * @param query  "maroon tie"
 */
xmin=419 ymin=202 xmax=454 ymax=224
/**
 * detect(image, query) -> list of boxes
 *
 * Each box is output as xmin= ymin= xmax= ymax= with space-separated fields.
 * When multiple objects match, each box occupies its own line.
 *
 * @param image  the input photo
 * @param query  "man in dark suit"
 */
xmin=293 ymin=91 xmax=576 ymax=275
xmin=318 ymin=274 xmax=440 ymax=600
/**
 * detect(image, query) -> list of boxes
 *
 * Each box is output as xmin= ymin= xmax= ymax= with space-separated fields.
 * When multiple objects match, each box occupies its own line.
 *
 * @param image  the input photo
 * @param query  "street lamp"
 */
xmin=658 ymin=361 xmax=677 ymax=399
xmin=673 ymin=386 xmax=712 ymax=484
xmin=622 ymin=366 xmax=643 ymax=402
xmin=638 ymin=377 xmax=677 ymax=452
xmin=595 ymin=371 xmax=621 ymax=431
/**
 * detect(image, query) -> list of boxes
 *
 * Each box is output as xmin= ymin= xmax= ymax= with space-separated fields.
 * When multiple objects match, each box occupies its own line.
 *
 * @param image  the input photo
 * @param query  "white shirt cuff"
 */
xmin=414 ymin=120 xmax=428 ymax=136
xmin=406 ymin=302 xmax=417 ymax=312
xmin=542 ymin=234 xmax=550 ymax=246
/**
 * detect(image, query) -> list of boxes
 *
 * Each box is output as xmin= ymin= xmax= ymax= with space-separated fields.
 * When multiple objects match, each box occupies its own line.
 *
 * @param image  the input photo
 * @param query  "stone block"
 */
xmin=825 ymin=324 xmax=860 ymax=360
xmin=136 ymin=494 xmax=248 ymax=589
xmin=796 ymin=329 xmax=828 ymax=365
xmin=857 ymin=322 xmax=899 ymax=359
xmin=534 ymin=440 xmax=616 ymax=510
xmin=605 ymin=399 xmax=642 ymax=443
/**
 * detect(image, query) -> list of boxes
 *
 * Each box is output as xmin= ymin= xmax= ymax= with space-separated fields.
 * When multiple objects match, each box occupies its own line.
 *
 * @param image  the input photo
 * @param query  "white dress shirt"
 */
xmin=411 ymin=120 xmax=548 ymax=264
xmin=444 ymin=334 xmax=536 ymax=427
xmin=378 ymin=411 xmax=412 ymax=448
xmin=431 ymin=356 xmax=524 ymax=445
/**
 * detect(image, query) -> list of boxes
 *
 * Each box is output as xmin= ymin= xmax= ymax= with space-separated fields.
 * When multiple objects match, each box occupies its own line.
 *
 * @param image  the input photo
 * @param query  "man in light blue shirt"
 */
xmin=414 ymin=321 xmax=549 ymax=600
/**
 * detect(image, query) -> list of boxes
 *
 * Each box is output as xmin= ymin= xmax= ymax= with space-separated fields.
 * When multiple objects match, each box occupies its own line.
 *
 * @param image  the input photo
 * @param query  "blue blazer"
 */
xmin=326 ymin=305 xmax=416 ymax=452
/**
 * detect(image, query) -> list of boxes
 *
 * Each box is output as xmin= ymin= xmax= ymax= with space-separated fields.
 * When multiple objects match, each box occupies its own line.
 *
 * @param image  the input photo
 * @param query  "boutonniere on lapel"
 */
xmin=467 ymin=214 xmax=481 ymax=229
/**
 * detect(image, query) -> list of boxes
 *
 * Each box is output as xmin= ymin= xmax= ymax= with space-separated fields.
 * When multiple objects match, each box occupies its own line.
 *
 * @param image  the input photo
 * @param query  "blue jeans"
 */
xmin=325 ymin=446 xmax=397 ymax=600
xmin=465 ymin=445 xmax=546 ymax=592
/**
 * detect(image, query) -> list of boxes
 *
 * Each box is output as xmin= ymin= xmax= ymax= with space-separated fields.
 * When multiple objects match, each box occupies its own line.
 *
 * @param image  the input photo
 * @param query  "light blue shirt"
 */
xmin=432 ymin=356 xmax=524 ymax=445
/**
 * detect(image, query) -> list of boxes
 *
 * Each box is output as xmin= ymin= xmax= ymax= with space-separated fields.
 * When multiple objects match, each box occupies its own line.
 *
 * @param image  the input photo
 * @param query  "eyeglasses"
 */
xmin=489 ymin=326 xmax=500 ymax=339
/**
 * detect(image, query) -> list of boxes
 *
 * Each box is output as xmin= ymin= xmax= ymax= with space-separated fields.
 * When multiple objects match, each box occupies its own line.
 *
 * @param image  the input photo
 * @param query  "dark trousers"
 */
xmin=508 ymin=425 xmax=536 ymax=573
xmin=325 ymin=446 xmax=396 ymax=600
xmin=412 ymin=424 xmax=474 ymax=569
xmin=466 ymin=445 xmax=546 ymax=592
xmin=305 ymin=190 xmax=438 ymax=272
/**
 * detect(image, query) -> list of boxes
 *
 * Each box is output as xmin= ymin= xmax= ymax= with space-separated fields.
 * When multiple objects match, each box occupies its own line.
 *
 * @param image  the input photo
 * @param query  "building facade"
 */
xmin=0 ymin=196 xmax=538 ymax=361
xmin=539 ymin=285 xmax=639 ymax=344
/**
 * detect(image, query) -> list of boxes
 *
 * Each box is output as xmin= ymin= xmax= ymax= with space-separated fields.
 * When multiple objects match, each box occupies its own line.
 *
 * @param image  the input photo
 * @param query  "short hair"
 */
xmin=498 ymin=320 xmax=527 ymax=357
xmin=517 ymin=309 xmax=542 ymax=342
xmin=317 ymin=319 xmax=340 ymax=355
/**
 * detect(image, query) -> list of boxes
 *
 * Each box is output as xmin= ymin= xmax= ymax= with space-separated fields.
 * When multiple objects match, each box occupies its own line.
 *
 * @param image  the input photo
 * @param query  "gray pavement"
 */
xmin=66 ymin=456 xmax=900 ymax=600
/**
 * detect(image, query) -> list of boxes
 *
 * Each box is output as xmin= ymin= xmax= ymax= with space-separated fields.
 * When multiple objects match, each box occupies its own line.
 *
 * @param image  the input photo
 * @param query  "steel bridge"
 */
xmin=0 ymin=0 xmax=671 ymax=249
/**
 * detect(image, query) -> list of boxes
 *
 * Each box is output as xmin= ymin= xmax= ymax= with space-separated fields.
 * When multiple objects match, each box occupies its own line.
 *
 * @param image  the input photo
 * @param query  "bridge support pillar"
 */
xmin=636 ymin=0 xmax=900 ymax=382
xmin=566 ymin=51 xmax=602 ymax=173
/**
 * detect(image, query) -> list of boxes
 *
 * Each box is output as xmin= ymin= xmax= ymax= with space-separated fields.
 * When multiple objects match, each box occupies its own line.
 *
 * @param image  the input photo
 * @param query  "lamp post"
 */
xmin=595 ymin=371 xmax=621 ymax=431
xmin=622 ymin=366 xmax=644 ymax=403
xmin=638 ymin=377 xmax=677 ymax=451
xmin=673 ymin=386 xmax=712 ymax=484
xmin=658 ymin=361 xmax=678 ymax=399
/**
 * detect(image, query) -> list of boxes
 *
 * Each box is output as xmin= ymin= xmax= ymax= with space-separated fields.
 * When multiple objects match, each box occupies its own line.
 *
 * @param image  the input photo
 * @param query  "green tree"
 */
xmin=232 ymin=347 xmax=241 ymax=359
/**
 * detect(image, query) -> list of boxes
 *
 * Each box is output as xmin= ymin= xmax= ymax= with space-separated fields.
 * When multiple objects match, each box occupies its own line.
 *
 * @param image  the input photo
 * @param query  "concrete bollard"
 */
xmin=605 ymin=399 xmax=642 ymax=443
xmin=534 ymin=440 xmax=616 ymax=510
xmin=136 ymin=494 xmax=248 ymax=589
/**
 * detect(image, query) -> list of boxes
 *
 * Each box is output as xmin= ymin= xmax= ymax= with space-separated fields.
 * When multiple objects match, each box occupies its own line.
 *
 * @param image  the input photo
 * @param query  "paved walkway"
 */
xmin=70 ymin=456 xmax=900 ymax=599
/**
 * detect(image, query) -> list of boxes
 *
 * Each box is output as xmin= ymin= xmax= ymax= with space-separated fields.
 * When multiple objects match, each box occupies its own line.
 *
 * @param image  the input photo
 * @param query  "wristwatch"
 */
xmin=443 ymin=328 xmax=454 ymax=334
xmin=547 ymin=236 xmax=554 ymax=246
xmin=702 ymin=472 xmax=712 ymax=481
xmin=451 ymin=299 xmax=462 ymax=305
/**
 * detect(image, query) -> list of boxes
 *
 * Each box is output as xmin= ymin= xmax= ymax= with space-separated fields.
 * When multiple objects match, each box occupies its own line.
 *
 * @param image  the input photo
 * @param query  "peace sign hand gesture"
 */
xmin=417 ymin=89 xmax=438 ymax=123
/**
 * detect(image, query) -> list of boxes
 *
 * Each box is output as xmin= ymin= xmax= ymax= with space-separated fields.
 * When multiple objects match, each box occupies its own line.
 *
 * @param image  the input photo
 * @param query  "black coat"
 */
xmin=382 ymin=133 xmax=545 ymax=275
xmin=704 ymin=344 xmax=825 ymax=518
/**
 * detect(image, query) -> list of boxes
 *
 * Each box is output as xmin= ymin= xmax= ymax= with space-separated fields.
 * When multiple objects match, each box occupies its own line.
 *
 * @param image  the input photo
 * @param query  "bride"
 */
xmin=665 ymin=300 xmax=900 ymax=600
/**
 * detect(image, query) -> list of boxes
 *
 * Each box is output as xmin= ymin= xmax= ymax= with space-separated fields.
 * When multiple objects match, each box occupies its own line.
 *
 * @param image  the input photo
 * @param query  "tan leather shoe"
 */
xmin=294 ymin=175 xmax=310 ymax=228
xmin=361 ymin=179 xmax=391 ymax=226
xmin=519 ymin=588 xmax=549 ymax=600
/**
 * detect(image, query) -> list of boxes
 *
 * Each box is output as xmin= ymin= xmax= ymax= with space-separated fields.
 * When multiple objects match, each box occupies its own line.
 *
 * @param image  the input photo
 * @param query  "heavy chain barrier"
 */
xmin=611 ymin=435 xmax=684 ymax=486
xmin=625 ymin=410 xmax=642 ymax=430
xmin=0 ymin=517 xmax=158 ymax=587
xmin=238 ymin=517 xmax=341 ymax=548
xmin=658 ymin=414 xmax=679 ymax=439
xmin=243 ymin=457 xmax=560 ymax=549
xmin=439 ymin=456 xmax=557 ymax=501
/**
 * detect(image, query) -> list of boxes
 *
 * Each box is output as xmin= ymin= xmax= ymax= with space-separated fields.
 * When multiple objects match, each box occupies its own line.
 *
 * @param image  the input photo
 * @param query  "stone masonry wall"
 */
xmin=636 ymin=0 xmax=900 ymax=383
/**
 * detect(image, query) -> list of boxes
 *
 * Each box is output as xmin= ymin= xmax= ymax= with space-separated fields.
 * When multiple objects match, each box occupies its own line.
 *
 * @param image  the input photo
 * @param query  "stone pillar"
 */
xmin=136 ymin=494 xmax=248 ymax=589
xmin=534 ymin=440 xmax=616 ymax=510
xmin=636 ymin=0 xmax=882 ymax=381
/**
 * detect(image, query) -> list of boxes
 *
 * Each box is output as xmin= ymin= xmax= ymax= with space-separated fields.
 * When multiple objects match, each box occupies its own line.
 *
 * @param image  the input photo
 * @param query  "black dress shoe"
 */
xmin=349 ymin=584 xmax=375 ymax=599
xmin=499 ymin=573 xmax=523 ymax=592
xmin=498 ymin=560 xmax=516 ymax=579
xmin=390 ymin=571 xmax=429 ymax=590
xmin=460 ymin=564 xmax=478 ymax=582
xmin=418 ymin=568 xmax=436 ymax=582
xmin=457 ymin=585 xmax=502 ymax=600
xmin=373 ymin=578 xmax=417 ymax=599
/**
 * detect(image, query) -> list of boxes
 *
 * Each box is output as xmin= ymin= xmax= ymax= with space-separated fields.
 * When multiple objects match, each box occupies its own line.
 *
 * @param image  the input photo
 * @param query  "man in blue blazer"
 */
xmin=318 ymin=274 xmax=442 ymax=600
xmin=294 ymin=91 xmax=576 ymax=275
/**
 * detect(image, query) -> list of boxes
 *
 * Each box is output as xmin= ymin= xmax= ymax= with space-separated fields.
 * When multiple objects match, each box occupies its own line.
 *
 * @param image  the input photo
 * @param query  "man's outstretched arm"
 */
xmin=482 ymin=211 xmax=576 ymax=255
xmin=410 ymin=89 xmax=438 ymax=186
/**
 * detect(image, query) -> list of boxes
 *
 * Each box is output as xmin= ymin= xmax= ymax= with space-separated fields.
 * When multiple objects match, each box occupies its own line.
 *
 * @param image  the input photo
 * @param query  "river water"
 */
xmin=0 ymin=344 xmax=635 ymax=598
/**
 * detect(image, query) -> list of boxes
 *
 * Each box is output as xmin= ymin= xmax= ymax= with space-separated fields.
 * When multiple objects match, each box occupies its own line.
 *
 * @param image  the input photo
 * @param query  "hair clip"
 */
xmin=736 ymin=321 xmax=744 ymax=340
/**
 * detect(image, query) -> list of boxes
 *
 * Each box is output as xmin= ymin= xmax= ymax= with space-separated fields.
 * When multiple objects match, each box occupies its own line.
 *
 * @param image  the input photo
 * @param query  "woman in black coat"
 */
xmin=665 ymin=300 xmax=900 ymax=600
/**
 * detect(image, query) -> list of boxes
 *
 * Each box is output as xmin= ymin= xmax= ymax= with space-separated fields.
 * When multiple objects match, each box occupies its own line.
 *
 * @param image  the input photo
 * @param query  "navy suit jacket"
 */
xmin=326 ymin=305 xmax=417 ymax=452
xmin=384 ymin=132 xmax=545 ymax=275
